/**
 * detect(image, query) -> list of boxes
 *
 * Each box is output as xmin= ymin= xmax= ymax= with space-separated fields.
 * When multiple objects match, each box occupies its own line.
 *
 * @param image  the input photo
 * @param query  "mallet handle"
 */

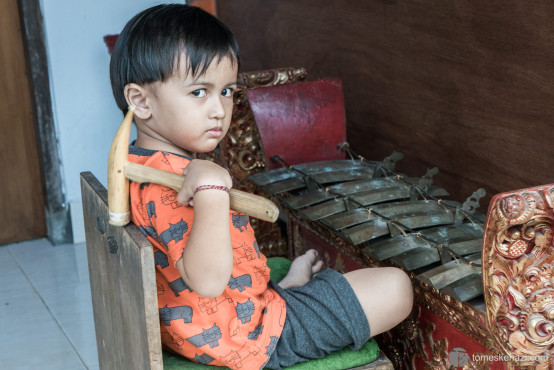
xmin=107 ymin=108 xmax=134 ymax=226
xmin=125 ymin=161 xmax=279 ymax=223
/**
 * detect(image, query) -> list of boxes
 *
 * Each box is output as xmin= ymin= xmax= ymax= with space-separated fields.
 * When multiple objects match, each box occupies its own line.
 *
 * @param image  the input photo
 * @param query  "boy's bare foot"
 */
xmin=278 ymin=249 xmax=324 ymax=289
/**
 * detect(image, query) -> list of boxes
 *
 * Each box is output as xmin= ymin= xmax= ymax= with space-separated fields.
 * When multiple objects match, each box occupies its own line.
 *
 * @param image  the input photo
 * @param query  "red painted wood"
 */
xmin=247 ymin=79 xmax=347 ymax=169
xmin=103 ymin=34 xmax=118 ymax=54
xmin=414 ymin=307 xmax=506 ymax=369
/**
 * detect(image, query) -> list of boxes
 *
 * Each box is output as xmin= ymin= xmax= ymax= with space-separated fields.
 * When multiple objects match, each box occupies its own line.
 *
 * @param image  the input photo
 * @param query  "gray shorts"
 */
xmin=265 ymin=268 xmax=371 ymax=369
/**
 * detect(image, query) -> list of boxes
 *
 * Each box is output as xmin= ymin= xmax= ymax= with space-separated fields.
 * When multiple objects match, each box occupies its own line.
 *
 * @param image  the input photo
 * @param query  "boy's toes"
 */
xmin=312 ymin=260 xmax=324 ymax=275
xmin=304 ymin=249 xmax=318 ymax=263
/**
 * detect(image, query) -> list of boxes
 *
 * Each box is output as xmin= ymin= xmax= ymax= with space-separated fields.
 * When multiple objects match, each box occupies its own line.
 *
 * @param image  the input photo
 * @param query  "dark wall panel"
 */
xmin=218 ymin=1 xmax=554 ymax=205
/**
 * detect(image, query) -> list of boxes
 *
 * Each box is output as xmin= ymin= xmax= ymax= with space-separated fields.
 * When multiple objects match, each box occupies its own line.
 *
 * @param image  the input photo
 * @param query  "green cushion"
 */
xmin=163 ymin=351 xmax=226 ymax=369
xmin=278 ymin=339 xmax=379 ymax=370
xmin=267 ymin=256 xmax=293 ymax=282
xmin=161 ymin=257 xmax=380 ymax=369
xmin=163 ymin=339 xmax=379 ymax=369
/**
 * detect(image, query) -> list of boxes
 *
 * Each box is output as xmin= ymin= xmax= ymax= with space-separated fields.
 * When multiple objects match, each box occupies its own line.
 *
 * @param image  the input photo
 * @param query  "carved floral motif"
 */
xmin=420 ymin=323 xmax=454 ymax=370
xmin=417 ymin=321 xmax=492 ymax=370
xmin=483 ymin=187 xmax=554 ymax=368
xmin=376 ymin=305 xmax=423 ymax=369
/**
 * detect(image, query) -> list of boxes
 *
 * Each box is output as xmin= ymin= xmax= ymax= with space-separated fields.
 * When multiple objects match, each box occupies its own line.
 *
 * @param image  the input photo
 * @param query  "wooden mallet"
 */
xmin=107 ymin=107 xmax=279 ymax=226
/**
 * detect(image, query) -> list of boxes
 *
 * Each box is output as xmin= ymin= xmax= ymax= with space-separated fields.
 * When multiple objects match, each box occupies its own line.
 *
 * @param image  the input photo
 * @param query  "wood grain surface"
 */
xmin=81 ymin=172 xmax=162 ymax=369
xmin=0 ymin=0 xmax=46 ymax=244
xmin=218 ymin=1 xmax=554 ymax=206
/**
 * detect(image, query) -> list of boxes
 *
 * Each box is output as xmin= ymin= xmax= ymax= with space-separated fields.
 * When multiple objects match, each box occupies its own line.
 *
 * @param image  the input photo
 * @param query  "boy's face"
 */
xmin=136 ymin=55 xmax=238 ymax=157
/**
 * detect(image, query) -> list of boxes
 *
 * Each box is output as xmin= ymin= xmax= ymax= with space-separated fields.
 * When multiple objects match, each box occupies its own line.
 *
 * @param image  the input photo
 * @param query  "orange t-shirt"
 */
xmin=128 ymin=146 xmax=286 ymax=369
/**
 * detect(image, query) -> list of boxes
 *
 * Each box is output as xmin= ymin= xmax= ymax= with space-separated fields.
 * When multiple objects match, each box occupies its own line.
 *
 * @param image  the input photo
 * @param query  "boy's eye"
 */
xmin=192 ymin=89 xmax=206 ymax=98
xmin=221 ymin=88 xmax=234 ymax=97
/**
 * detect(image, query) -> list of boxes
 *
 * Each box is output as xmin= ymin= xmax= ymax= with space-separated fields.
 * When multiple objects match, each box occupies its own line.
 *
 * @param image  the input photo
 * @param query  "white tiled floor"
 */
xmin=0 ymin=238 xmax=99 ymax=370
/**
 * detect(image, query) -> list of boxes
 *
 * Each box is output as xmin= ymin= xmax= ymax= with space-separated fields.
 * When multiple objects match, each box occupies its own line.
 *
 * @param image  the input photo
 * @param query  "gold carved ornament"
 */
xmin=483 ymin=187 xmax=554 ymax=368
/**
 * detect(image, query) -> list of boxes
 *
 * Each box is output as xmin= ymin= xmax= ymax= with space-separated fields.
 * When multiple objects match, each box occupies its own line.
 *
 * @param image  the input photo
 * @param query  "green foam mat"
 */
xmin=162 ymin=339 xmax=379 ymax=369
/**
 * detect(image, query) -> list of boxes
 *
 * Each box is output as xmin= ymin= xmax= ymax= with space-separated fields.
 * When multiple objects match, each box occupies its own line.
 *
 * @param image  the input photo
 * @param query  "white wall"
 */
xmin=39 ymin=0 xmax=183 ymax=242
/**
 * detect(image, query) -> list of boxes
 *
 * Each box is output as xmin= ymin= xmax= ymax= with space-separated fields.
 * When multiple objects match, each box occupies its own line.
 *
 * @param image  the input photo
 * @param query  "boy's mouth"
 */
xmin=206 ymin=127 xmax=223 ymax=138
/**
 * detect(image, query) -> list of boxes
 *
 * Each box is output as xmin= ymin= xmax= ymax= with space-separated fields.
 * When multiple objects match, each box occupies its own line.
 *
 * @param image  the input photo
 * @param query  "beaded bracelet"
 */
xmin=193 ymin=185 xmax=230 ymax=196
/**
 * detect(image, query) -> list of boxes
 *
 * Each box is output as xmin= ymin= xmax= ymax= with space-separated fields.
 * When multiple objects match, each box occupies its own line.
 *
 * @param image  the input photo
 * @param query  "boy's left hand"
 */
xmin=176 ymin=159 xmax=232 ymax=206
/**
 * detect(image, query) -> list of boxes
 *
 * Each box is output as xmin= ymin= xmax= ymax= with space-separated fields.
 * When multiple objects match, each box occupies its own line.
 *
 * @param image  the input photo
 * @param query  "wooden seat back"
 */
xmin=81 ymin=172 xmax=162 ymax=370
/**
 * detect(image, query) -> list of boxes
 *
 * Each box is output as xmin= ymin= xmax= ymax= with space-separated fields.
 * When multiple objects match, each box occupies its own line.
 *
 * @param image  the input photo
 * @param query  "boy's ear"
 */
xmin=124 ymin=83 xmax=152 ymax=120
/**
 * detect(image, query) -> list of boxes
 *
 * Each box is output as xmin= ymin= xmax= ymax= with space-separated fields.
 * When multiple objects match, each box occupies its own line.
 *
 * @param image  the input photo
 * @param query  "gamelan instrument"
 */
xmin=249 ymin=150 xmax=553 ymax=369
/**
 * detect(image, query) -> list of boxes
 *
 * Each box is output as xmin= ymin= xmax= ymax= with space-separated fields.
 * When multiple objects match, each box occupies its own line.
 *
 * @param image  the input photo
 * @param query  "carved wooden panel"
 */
xmin=483 ymin=185 xmax=554 ymax=368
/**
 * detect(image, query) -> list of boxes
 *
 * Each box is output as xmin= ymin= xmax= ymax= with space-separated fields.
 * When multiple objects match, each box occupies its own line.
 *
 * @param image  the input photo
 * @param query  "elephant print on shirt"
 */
xmin=168 ymin=277 xmax=193 ymax=296
xmin=159 ymin=219 xmax=188 ymax=248
xmin=248 ymin=323 xmax=264 ymax=340
xmin=186 ymin=324 xmax=222 ymax=348
xmin=232 ymin=214 xmax=249 ymax=232
xmin=228 ymin=274 xmax=252 ymax=292
xmin=193 ymin=353 xmax=215 ymax=365
xmin=154 ymin=251 xmax=169 ymax=269
xmin=159 ymin=305 xmax=193 ymax=326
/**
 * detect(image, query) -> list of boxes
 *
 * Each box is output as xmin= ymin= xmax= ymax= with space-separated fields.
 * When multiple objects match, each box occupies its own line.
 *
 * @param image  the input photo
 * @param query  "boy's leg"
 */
xmin=344 ymin=267 xmax=413 ymax=336
xmin=277 ymin=249 xmax=413 ymax=335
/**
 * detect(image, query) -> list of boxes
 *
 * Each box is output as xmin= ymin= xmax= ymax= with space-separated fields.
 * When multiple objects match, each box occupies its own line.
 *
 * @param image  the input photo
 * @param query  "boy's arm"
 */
xmin=175 ymin=160 xmax=233 ymax=298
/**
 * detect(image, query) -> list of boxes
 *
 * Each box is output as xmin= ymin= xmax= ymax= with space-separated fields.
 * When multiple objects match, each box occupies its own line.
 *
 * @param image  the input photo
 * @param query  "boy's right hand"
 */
xmin=177 ymin=159 xmax=232 ymax=206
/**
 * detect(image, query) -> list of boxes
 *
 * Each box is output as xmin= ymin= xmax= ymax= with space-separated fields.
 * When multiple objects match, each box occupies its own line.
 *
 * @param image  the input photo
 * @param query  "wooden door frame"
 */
xmin=17 ymin=0 xmax=72 ymax=245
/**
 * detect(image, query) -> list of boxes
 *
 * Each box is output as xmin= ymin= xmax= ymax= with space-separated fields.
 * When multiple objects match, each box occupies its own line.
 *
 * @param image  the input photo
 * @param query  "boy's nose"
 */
xmin=209 ymin=96 xmax=226 ymax=119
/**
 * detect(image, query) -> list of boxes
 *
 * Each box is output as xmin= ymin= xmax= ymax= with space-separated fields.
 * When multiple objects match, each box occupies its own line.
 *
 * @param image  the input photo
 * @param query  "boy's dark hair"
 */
xmin=110 ymin=4 xmax=240 ymax=114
